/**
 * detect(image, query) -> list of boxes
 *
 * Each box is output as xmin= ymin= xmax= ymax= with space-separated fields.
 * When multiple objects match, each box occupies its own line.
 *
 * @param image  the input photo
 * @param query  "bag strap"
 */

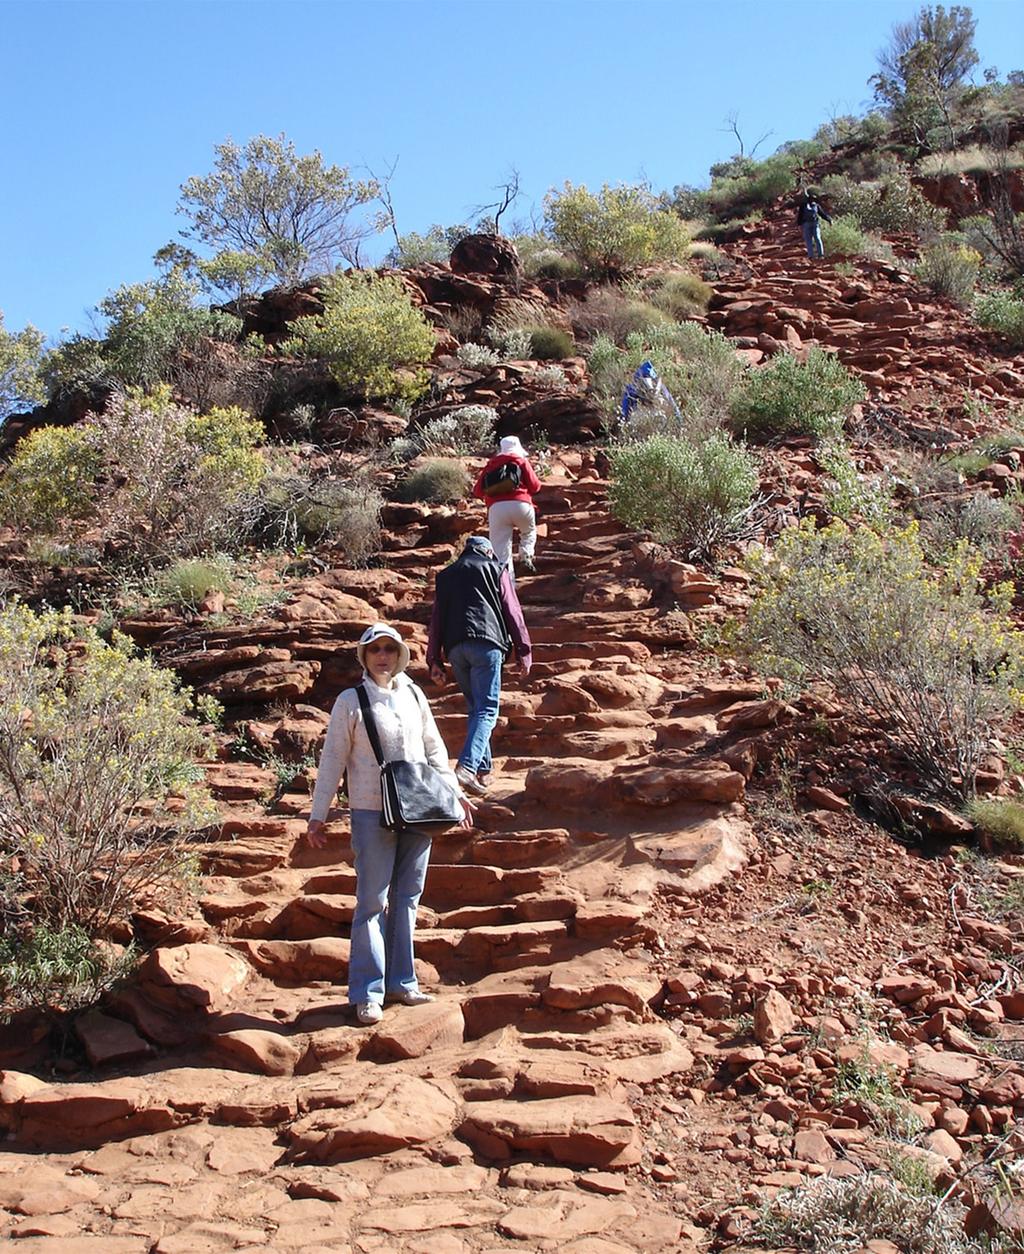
xmin=355 ymin=683 xmax=385 ymax=767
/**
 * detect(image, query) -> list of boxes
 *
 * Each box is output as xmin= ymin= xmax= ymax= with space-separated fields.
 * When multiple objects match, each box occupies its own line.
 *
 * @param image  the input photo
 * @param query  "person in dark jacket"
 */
xmin=797 ymin=190 xmax=832 ymax=260
xmin=426 ymin=536 xmax=531 ymax=795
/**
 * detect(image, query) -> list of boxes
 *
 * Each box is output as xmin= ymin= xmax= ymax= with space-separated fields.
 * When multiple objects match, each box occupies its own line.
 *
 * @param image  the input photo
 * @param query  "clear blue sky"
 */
xmin=2 ymin=0 xmax=1021 ymax=340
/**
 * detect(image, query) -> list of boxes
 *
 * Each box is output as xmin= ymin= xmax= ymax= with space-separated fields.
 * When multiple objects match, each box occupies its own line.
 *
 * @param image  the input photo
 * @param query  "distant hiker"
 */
xmin=427 ymin=536 xmax=532 ymax=796
xmin=620 ymin=359 xmax=682 ymax=426
xmin=305 ymin=623 xmax=473 ymax=1027
xmin=797 ymin=190 xmax=832 ymax=261
xmin=473 ymin=435 xmax=542 ymax=576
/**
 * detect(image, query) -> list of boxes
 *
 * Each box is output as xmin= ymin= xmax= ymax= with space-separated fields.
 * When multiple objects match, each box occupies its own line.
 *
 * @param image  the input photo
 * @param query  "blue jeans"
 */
xmin=802 ymin=221 xmax=823 ymax=259
xmin=448 ymin=640 xmax=504 ymax=775
xmin=348 ymin=809 xmax=432 ymax=1006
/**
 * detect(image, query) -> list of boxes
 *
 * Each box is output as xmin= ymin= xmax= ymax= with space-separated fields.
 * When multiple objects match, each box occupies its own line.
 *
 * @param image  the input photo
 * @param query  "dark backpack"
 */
xmin=804 ymin=199 xmax=820 ymax=224
xmin=482 ymin=461 xmax=522 ymax=496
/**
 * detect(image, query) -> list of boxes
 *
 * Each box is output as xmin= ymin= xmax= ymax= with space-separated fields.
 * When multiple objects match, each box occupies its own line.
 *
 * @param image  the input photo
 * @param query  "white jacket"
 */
xmin=308 ymin=673 xmax=460 ymax=820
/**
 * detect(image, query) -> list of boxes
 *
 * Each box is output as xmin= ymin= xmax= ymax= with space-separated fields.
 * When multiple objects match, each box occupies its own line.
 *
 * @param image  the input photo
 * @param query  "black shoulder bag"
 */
xmin=355 ymin=683 xmax=463 ymax=831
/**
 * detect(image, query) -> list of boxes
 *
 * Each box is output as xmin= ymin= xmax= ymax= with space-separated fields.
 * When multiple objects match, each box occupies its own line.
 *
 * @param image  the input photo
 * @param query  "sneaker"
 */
xmin=520 ymin=556 xmax=536 ymax=574
xmin=386 ymin=989 xmax=435 ymax=1006
xmin=356 ymin=1001 xmax=383 ymax=1026
xmin=456 ymin=764 xmax=488 ymax=796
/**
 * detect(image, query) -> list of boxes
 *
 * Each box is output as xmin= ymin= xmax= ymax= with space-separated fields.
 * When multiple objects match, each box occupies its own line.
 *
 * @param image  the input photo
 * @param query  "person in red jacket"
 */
xmin=473 ymin=435 xmax=542 ymax=576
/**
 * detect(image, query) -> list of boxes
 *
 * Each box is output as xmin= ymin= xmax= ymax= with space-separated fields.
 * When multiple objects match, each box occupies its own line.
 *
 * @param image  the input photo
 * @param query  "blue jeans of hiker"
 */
xmin=802 ymin=220 xmax=824 ymax=259
xmin=449 ymin=639 xmax=504 ymax=775
xmin=348 ymin=809 xmax=431 ymax=1006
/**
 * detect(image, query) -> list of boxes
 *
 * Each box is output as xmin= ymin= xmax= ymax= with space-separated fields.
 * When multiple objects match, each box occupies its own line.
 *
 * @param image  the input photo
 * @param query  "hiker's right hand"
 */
xmin=306 ymin=820 xmax=328 ymax=849
xmin=430 ymin=664 xmax=445 ymax=685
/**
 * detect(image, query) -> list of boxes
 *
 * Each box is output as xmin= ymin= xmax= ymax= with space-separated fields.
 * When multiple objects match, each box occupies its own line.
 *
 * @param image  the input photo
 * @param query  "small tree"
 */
xmin=544 ymin=182 xmax=689 ymax=278
xmin=0 ymin=604 xmax=214 ymax=981
xmin=98 ymin=271 xmax=242 ymax=391
xmin=177 ymin=134 xmax=379 ymax=283
xmin=872 ymin=5 xmax=979 ymax=149
xmin=0 ymin=311 xmax=45 ymax=423
xmin=284 ymin=271 xmax=435 ymax=401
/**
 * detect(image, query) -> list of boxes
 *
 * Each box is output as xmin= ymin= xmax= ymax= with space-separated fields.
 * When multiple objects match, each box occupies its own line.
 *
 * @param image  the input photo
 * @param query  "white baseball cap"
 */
xmin=356 ymin=623 xmax=411 ymax=674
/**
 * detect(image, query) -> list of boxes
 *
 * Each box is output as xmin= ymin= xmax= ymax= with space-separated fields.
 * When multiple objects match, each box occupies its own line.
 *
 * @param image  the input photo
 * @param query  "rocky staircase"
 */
xmin=0 ymin=455 xmax=759 ymax=1251
xmin=711 ymin=216 xmax=1024 ymax=412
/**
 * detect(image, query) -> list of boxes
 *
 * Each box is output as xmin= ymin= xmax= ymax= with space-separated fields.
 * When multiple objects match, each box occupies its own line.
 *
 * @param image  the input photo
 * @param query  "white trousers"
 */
xmin=488 ymin=500 xmax=537 ymax=569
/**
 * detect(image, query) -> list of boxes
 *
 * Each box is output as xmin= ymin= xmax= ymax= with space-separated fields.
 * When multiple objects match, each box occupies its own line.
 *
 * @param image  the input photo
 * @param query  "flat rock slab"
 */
xmin=459 ymin=1095 xmax=639 ymax=1167
xmin=287 ymin=1074 xmax=460 ymax=1161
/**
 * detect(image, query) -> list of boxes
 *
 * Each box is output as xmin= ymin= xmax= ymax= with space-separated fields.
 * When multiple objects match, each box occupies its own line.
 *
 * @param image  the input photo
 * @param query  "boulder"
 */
xmin=460 ymin=1095 xmax=639 ymax=1167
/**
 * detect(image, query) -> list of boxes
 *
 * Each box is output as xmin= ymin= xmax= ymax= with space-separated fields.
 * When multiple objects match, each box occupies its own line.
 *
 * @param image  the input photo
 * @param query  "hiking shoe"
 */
xmin=456 ymin=764 xmax=488 ymax=796
xmin=356 ymin=1001 xmax=383 ymax=1026
xmin=386 ymin=990 xmax=435 ymax=1006
xmin=520 ymin=556 xmax=536 ymax=574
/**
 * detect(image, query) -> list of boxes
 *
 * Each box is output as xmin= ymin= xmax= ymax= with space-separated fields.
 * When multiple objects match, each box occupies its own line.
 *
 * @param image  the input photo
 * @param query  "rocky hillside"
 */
xmin=0 ymin=189 xmax=1023 ymax=1254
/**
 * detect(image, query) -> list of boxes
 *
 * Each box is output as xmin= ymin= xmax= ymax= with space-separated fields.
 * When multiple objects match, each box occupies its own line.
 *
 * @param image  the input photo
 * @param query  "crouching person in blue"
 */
xmin=305 ymin=623 xmax=473 ymax=1026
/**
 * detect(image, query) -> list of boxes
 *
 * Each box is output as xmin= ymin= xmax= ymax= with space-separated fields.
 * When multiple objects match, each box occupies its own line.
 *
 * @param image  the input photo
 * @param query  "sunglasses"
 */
xmin=365 ymin=640 xmax=399 ymax=654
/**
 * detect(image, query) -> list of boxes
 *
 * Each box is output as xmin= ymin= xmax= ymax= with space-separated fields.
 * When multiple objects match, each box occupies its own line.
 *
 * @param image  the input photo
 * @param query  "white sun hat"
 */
xmin=356 ymin=622 xmax=411 ymax=674
xmin=499 ymin=435 xmax=527 ymax=457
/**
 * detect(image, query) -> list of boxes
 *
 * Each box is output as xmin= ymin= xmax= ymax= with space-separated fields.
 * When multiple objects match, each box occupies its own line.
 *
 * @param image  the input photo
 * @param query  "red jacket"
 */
xmin=472 ymin=454 xmax=542 ymax=508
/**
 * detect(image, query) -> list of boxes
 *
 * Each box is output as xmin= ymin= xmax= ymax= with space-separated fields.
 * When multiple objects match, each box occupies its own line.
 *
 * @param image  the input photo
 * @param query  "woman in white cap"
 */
xmin=305 ymin=623 xmax=473 ymax=1026
xmin=473 ymin=434 xmax=543 ymax=576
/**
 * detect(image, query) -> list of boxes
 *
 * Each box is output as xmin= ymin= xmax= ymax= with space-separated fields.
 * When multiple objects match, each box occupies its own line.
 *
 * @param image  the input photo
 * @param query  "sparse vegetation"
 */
xmin=528 ymin=324 xmax=574 ymax=360
xmin=647 ymin=271 xmax=713 ymax=319
xmin=754 ymin=1172 xmax=978 ymax=1253
xmin=256 ymin=469 xmax=382 ymax=561
xmin=155 ymin=556 xmax=235 ymax=610
xmin=0 ymin=311 xmax=46 ymax=422
xmin=744 ymin=521 xmax=1024 ymax=801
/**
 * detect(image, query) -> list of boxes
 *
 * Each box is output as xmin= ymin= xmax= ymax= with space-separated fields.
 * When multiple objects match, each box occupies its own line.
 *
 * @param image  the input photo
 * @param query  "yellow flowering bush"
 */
xmin=0 ymin=603 xmax=215 ymax=1014
xmin=0 ymin=425 xmax=103 ymax=533
xmin=742 ymin=521 xmax=1024 ymax=801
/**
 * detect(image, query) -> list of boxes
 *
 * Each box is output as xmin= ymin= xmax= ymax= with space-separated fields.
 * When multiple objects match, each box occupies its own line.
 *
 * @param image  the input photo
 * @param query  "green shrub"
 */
xmin=819 ymin=168 xmax=946 ymax=234
xmin=968 ymin=797 xmax=1024 ymax=851
xmin=284 ymin=271 xmax=435 ymax=401
xmin=609 ymin=433 xmax=759 ymax=560
xmin=0 ymin=425 xmax=103 ymax=532
xmin=455 ymin=342 xmax=500 ymax=369
xmin=730 ymin=348 xmax=865 ymax=441
xmin=530 ymin=251 xmax=582 ymax=280
xmin=398 ymin=458 xmax=470 ymax=504
xmin=588 ymin=322 xmax=744 ymax=437
xmin=385 ymin=223 xmax=471 ymax=267
xmin=831 ymin=1050 xmax=923 ymax=1138
xmin=975 ymin=290 xmax=1024 ymax=348
xmin=649 ymin=271 xmax=712 ymax=318
xmin=528 ymin=324 xmax=575 ymax=360
xmin=820 ymin=214 xmax=872 ymax=257
xmin=99 ymin=271 xmax=242 ymax=391
xmin=705 ymin=151 xmax=799 ymax=221
xmin=742 ymin=522 xmax=1024 ymax=801
xmin=0 ymin=604 xmax=212 ymax=1005
xmin=156 ymin=556 xmax=235 ymax=610
xmin=914 ymin=239 xmax=981 ymax=304
xmin=0 ymin=922 xmax=138 ymax=1020
xmin=544 ymin=182 xmax=690 ymax=278
xmin=818 ymin=439 xmax=895 ymax=527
